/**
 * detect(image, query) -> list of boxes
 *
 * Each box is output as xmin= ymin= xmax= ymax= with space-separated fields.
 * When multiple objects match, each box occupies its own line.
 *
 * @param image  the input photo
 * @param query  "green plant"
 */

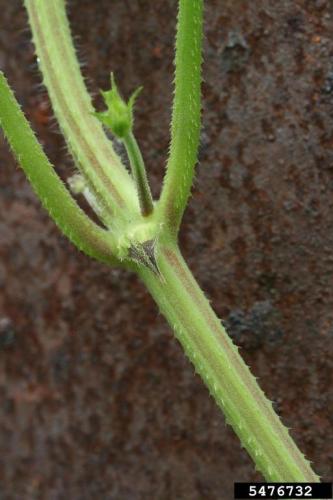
xmin=0 ymin=0 xmax=321 ymax=484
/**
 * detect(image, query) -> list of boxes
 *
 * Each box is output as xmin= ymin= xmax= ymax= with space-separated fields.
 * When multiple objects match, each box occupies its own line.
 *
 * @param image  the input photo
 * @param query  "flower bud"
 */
xmin=94 ymin=73 xmax=142 ymax=139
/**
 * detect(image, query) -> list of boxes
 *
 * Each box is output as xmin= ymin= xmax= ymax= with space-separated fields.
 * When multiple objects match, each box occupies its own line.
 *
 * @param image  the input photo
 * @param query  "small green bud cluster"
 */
xmin=94 ymin=73 xmax=142 ymax=139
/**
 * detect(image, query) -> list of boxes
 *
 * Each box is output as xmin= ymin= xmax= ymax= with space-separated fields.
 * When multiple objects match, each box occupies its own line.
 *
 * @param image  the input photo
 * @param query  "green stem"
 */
xmin=0 ymin=72 xmax=117 ymax=265
xmin=123 ymin=131 xmax=154 ymax=216
xmin=139 ymin=244 xmax=320 ymax=482
xmin=158 ymin=0 xmax=203 ymax=236
xmin=24 ymin=0 xmax=140 ymax=226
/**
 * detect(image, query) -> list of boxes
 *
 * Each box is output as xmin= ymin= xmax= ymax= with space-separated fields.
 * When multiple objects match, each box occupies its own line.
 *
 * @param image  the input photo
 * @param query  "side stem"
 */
xmin=139 ymin=244 xmax=320 ymax=482
xmin=158 ymin=0 xmax=203 ymax=236
xmin=0 ymin=72 xmax=117 ymax=265
xmin=123 ymin=131 xmax=154 ymax=216
xmin=24 ymin=0 xmax=139 ymax=226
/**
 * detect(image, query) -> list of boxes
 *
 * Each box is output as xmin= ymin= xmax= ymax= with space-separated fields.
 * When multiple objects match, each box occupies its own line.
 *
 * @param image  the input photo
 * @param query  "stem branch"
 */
xmin=158 ymin=0 xmax=203 ymax=236
xmin=0 ymin=72 xmax=117 ymax=265
xmin=123 ymin=131 xmax=154 ymax=216
xmin=24 ymin=0 xmax=139 ymax=225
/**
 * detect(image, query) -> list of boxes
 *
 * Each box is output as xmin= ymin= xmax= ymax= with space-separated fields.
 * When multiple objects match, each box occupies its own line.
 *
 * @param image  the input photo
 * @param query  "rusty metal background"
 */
xmin=0 ymin=1 xmax=332 ymax=498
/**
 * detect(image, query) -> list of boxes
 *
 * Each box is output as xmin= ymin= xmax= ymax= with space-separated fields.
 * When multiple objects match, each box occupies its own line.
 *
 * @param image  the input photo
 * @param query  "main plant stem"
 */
xmin=139 ymin=244 xmax=319 ymax=482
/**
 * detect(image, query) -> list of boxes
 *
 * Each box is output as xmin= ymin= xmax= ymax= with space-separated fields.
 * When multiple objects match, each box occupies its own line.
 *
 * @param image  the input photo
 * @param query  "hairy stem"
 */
xmin=139 ymin=244 xmax=320 ymax=482
xmin=24 ymin=0 xmax=139 ymax=226
xmin=158 ymin=0 xmax=203 ymax=237
xmin=0 ymin=72 xmax=117 ymax=265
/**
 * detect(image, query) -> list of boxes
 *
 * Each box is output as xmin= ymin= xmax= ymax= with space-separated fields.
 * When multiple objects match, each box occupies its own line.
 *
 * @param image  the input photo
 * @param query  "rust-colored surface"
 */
xmin=0 ymin=1 xmax=332 ymax=499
